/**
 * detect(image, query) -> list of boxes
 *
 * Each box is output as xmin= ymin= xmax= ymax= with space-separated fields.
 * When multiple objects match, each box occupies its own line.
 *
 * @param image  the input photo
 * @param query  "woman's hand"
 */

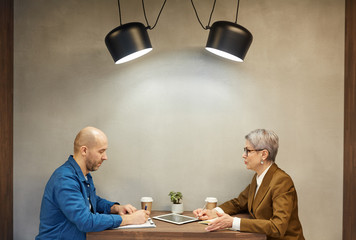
xmin=193 ymin=208 xmax=217 ymax=220
xmin=205 ymin=212 xmax=234 ymax=232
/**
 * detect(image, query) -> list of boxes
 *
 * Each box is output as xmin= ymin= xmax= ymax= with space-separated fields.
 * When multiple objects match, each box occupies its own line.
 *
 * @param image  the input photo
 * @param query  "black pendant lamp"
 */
xmin=191 ymin=0 xmax=253 ymax=62
xmin=206 ymin=21 xmax=252 ymax=62
xmin=105 ymin=0 xmax=166 ymax=64
xmin=105 ymin=22 xmax=152 ymax=64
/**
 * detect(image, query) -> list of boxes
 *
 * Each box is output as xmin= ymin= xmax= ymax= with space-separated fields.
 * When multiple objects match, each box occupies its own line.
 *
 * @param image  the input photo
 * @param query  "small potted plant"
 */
xmin=168 ymin=191 xmax=183 ymax=214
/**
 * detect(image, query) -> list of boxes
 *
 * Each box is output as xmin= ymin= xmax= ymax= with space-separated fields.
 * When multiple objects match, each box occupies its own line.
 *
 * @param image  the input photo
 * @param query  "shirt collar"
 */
xmin=68 ymin=155 xmax=92 ymax=182
xmin=256 ymin=163 xmax=273 ymax=187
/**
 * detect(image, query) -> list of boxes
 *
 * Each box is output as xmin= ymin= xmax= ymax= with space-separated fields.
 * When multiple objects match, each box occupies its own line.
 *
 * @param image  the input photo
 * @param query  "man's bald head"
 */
xmin=74 ymin=127 xmax=107 ymax=154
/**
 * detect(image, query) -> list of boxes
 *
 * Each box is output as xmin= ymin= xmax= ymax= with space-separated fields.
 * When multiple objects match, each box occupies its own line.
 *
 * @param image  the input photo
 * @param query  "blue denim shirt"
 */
xmin=36 ymin=156 xmax=122 ymax=240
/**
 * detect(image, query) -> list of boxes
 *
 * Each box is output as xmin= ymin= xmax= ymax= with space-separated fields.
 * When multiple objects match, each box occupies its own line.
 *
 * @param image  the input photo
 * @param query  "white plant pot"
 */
xmin=171 ymin=203 xmax=184 ymax=214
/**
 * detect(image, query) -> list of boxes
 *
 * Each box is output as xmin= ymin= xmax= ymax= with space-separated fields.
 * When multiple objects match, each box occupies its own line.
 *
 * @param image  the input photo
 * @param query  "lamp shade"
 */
xmin=206 ymin=21 xmax=253 ymax=62
xmin=105 ymin=22 xmax=152 ymax=64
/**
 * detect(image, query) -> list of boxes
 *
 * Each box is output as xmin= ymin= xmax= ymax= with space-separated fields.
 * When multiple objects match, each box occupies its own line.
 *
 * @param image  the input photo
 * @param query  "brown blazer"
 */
xmin=219 ymin=163 xmax=304 ymax=240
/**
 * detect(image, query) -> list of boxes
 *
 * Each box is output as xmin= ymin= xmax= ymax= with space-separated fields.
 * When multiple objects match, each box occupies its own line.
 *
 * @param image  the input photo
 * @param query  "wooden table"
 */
xmin=87 ymin=211 xmax=266 ymax=240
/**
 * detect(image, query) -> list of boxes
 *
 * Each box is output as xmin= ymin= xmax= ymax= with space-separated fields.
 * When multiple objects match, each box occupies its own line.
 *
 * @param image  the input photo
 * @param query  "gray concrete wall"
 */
xmin=14 ymin=0 xmax=344 ymax=239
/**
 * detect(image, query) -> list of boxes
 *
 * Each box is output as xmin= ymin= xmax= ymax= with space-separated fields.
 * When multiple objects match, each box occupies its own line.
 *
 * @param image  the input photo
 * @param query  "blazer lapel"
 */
xmin=248 ymin=174 xmax=257 ymax=217
xmin=252 ymin=163 xmax=278 ymax=213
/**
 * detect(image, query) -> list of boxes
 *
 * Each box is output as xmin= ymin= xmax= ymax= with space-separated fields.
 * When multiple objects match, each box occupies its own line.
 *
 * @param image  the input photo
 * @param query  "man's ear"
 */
xmin=80 ymin=146 xmax=88 ymax=156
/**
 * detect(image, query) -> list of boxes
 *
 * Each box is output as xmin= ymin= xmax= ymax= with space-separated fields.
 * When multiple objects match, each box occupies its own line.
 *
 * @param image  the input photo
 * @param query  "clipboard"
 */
xmin=116 ymin=218 xmax=156 ymax=229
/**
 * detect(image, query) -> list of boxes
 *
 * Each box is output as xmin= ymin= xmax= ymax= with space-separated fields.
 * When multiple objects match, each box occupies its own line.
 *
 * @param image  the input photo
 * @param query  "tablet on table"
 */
xmin=153 ymin=213 xmax=198 ymax=225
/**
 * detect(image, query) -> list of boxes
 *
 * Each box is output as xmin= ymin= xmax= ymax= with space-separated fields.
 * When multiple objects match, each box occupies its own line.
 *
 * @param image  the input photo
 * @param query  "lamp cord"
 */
xmin=142 ymin=0 xmax=167 ymax=30
xmin=191 ymin=0 xmax=241 ymax=29
xmin=117 ymin=0 xmax=122 ymax=26
xmin=117 ymin=0 xmax=238 ymax=29
xmin=191 ymin=0 xmax=216 ymax=30
xmin=235 ymin=0 xmax=240 ymax=24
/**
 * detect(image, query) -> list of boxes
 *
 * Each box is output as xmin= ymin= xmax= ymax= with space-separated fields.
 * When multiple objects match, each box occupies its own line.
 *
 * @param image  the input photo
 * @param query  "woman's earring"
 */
xmin=260 ymin=160 xmax=264 ymax=165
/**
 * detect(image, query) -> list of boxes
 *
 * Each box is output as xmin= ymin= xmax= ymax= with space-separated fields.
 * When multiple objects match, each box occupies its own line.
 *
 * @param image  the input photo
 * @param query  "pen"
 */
xmin=201 ymin=202 xmax=207 ymax=211
xmin=145 ymin=205 xmax=154 ymax=225
xmin=198 ymin=202 xmax=207 ymax=219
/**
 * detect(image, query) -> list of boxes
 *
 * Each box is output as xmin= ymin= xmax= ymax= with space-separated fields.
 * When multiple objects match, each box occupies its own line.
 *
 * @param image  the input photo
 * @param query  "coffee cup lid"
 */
xmin=205 ymin=197 xmax=217 ymax=202
xmin=141 ymin=197 xmax=153 ymax=202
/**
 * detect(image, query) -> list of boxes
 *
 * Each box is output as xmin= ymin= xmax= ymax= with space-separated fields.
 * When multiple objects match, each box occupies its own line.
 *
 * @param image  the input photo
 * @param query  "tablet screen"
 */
xmin=153 ymin=213 xmax=198 ymax=225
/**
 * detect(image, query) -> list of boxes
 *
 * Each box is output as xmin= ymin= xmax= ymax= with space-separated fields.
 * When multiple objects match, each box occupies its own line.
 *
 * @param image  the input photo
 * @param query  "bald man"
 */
xmin=36 ymin=127 xmax=149 ymax=240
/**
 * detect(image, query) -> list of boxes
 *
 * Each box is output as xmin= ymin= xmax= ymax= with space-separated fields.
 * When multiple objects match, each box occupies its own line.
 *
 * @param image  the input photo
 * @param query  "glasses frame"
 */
xmin=243 ymin=147 xmax=265 ymax=156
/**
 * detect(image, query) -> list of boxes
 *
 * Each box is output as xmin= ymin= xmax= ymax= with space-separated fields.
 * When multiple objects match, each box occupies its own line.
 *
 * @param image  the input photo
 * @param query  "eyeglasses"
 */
xmin=243 ymin=147 xmax=264 ymax=156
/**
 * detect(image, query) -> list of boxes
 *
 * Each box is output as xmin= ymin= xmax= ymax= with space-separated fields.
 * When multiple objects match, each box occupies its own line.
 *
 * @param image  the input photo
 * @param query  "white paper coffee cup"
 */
xmin=205 ymin=197 xmax=218 ymax=210
xmin=141 ymin=197 xmax=153 ymax=212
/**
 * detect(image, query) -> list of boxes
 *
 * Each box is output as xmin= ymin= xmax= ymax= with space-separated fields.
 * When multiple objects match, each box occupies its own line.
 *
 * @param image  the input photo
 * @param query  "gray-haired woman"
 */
xmin=193 ymin=129 xmax=305 ymax=240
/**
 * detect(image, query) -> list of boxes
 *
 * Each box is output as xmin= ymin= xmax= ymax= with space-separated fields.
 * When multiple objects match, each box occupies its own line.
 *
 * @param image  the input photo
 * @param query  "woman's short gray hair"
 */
xmin=245 ymin=129 xmax=279 ymax=162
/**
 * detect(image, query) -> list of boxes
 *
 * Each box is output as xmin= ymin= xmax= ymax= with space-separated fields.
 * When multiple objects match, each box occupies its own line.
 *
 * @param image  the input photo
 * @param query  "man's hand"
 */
xmin=193 ymin=208 xmax=217 ymax=220
xmin=111 ymin=204 xmax=137 ymax=215
xmin=121 ymin=210 xmax=150 ymax=226
xmin=205 ymin=212 xmax=233 ymax=232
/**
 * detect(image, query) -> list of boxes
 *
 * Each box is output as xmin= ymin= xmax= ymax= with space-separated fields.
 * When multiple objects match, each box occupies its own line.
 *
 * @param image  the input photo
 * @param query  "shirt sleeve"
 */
xmin=232 ymin=217 xmax=241 ymax=231
xmin=55 ymin=174 xmax=122 ymax=232
xmin=96 ymin=196 xmax=118 ymax=214
xmin=215 ymin=207 xmax=224 ymax=214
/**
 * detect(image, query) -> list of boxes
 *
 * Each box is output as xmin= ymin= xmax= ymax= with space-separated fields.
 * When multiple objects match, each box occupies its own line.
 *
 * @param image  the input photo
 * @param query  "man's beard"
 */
xmin=86 ymin=158 xmax=100 ymax=172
